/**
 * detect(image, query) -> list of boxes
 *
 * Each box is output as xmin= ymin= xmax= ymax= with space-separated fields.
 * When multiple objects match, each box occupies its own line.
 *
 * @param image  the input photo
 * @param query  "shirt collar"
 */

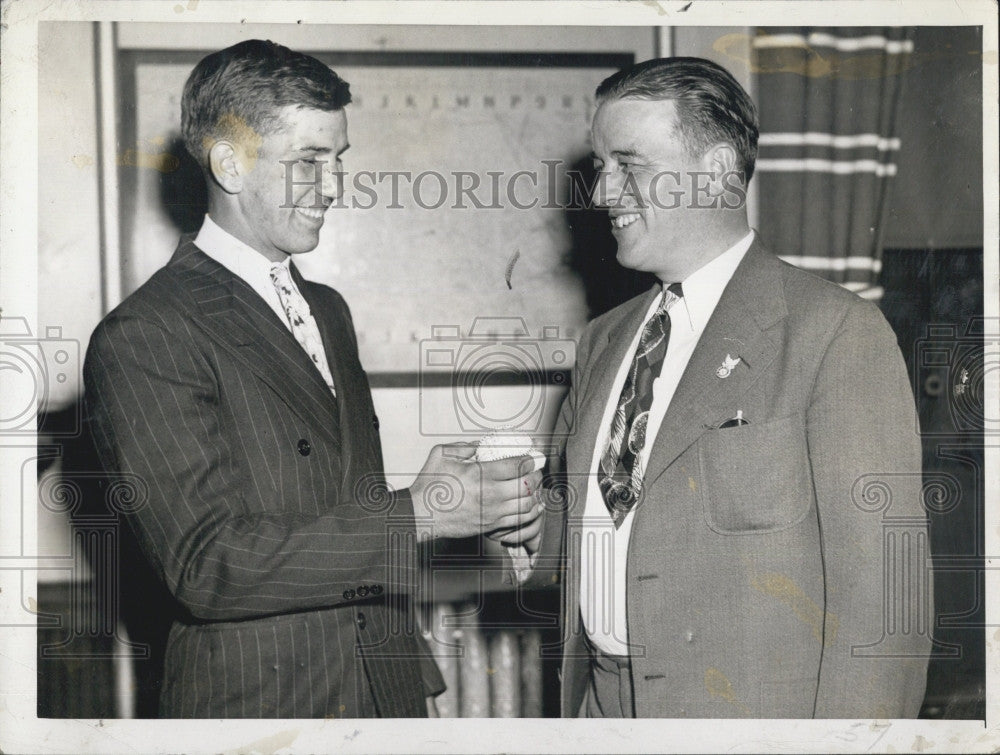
xmin=663 ymin=230 xmax=755 ymax=333
xmin=193 ymin=215 xmax=292 ymax=277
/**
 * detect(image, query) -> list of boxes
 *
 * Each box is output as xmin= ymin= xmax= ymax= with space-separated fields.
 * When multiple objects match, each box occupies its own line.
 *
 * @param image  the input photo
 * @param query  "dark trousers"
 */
xmin=579 ymin=638 xmax=634 ymax=718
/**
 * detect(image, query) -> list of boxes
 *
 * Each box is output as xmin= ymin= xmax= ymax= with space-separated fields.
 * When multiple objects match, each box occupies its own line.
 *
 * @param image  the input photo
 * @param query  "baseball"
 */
xmin=474 ymin=429 xmax=546 ymax=471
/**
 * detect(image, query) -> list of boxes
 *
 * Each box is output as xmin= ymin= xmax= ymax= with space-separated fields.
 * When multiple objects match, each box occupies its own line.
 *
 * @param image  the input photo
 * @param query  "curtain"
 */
xmin=753 ymin=27 xmax=914 ymax=300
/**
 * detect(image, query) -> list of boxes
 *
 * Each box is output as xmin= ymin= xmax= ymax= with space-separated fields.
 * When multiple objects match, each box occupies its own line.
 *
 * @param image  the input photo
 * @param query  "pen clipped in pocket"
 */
xmin=698 ymin=413 xmax=811 ymax=534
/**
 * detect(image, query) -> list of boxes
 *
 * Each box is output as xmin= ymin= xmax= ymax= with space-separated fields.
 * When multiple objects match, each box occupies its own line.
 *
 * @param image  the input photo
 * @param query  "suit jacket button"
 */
xmin=357 ymin=585 xmax=369 ymax=597
xmin=372 ymin=415 xmax=380 ymax=431
xmin=297 ymin=439 xmax=311 ymax=456
xmin=356 ymin=612 xmax=366 ymax=630
xmin=370 ymin=584 xmax=383 ymax=596
xmin=343 ymin=589 xmax=355 ymax=600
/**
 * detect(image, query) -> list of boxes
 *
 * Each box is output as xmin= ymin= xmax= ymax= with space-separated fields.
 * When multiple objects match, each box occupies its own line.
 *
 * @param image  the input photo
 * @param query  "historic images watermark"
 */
xmin=0 ymin=317 xmax=80 ymax=438
xmin=280 ymin=161 xmax=750 ymax=212
xmin=418 ymin=317 xmax=575 ymax=438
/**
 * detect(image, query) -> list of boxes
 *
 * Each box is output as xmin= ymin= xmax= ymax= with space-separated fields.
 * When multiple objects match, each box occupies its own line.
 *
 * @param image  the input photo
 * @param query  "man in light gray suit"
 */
xmin=521 ymin=57 xmax=932 ymax=718
xmin=85 ymin=40 xmax=542 ymax=718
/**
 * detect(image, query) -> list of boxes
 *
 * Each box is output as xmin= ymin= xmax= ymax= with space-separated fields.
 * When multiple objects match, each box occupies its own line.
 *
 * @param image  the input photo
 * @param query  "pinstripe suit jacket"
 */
xmin=84 ymin=237 xmax=443 ymax=718
xmin=532 ymin=240 xmax=931 ymax=718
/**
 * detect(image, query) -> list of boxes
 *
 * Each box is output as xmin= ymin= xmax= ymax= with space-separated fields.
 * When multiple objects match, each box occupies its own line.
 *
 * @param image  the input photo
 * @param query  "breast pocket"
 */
xmin=698 ymin=413 xmax=812 ymax=535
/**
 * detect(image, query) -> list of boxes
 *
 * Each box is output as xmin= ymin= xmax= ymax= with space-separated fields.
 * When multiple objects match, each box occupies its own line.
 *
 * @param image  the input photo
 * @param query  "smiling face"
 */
xmin=591 ymin=96 xmax=719 ymax=283
xmin=229 ymin=105 xmax=349 ymax=262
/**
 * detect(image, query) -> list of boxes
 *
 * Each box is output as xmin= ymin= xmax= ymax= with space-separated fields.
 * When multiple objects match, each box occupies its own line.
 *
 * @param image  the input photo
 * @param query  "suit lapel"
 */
xmin=290 ymin=264 xmax=352 ymax=415
xmin=168 ymin=241 xmax=342 ymax=446
xmin=293 ymin=265 xmax=376 ymax=484
xmin=644 ymin=240 xmax=787 ymax=486
xmin=566 ymin=286 xmax=661 ymax=498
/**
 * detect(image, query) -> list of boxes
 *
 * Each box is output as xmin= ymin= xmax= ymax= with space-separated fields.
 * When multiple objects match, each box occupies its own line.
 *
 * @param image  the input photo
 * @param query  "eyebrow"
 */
xmin=590 ymin=147 xmax=643 ymax=161
xmin=296 ymin=143 xmax=351 ymax=155
xmin=610 ymin=147 xmax=643 ymax=160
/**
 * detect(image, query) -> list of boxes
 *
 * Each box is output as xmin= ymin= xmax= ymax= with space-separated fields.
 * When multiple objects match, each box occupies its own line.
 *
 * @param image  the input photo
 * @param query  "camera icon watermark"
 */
xmin=913 ymin=318 xmax=998 ymax=436
xmin=418 ymin=317 xmax=575 ymax=438
xmin=0 ymin=316 xmax=81 ymax=436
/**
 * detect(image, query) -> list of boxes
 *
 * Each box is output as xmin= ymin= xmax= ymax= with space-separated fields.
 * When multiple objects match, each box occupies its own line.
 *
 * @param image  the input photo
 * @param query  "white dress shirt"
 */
xmin=193 ymin=215 xmax=295 ymax=329
xmin=579 ymin=230 xmax=755 ymax=657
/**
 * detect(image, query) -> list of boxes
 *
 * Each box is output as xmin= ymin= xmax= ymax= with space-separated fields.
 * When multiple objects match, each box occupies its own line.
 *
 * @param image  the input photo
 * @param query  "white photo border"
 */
xmin=1 ymin=1 xmax=997 ymax=752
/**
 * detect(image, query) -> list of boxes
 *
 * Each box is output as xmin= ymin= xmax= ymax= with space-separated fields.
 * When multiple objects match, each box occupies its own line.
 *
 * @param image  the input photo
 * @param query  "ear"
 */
xmin=208 ymin=141 xmax=243 ymax=194
xmin=702 ymin=142 xmax=740 ymax=197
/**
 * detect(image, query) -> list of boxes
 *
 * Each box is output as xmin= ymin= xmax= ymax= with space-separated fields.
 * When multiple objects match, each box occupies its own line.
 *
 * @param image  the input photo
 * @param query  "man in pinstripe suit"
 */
xmin=84 ymin=40 xmax=542 ymax=718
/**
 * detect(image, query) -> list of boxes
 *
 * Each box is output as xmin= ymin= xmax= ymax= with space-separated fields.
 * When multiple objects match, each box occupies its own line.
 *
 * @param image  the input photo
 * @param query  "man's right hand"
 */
xmin=408 ymin=442 xmax=542 ymax=542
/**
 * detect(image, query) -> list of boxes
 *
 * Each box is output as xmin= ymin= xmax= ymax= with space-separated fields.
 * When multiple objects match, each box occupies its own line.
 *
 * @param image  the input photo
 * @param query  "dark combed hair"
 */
xmin=181 ymin=39 xmax=351 ymax=166
xmin=595 ymin=57 xmax=759 ymax=183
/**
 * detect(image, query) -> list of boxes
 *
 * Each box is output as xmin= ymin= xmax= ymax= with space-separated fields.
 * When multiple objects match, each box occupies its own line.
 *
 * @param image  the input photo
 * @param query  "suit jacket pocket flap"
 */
xmin=698 ymin=413 xmax=811 ymax=535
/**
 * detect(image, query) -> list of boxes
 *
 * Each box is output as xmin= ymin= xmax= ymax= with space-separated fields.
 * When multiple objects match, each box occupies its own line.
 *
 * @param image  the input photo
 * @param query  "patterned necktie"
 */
xmin=599 ymin=283 xmax=683 ymax=527
xmin=270 ymin=263 xmax=337 ymax=397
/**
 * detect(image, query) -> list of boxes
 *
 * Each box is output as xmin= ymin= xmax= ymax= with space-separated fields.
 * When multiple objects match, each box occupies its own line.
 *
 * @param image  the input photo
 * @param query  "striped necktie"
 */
xmin=599 ymin=282 xmax=683 ymax=527
xmin=270 ymin=263 xmax=337 ymax=397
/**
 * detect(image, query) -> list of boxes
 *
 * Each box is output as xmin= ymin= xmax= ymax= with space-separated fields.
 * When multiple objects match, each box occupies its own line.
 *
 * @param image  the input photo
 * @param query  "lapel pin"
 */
xmin=715 ymin=354 xmax=742 ymax=379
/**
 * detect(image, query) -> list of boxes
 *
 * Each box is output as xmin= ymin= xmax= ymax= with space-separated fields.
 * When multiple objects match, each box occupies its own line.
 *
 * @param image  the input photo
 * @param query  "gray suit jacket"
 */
xmin=534 ymin=239 xmax=931 ymax=718
xmin=85 ymin=238 xmax=443 ymax=717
